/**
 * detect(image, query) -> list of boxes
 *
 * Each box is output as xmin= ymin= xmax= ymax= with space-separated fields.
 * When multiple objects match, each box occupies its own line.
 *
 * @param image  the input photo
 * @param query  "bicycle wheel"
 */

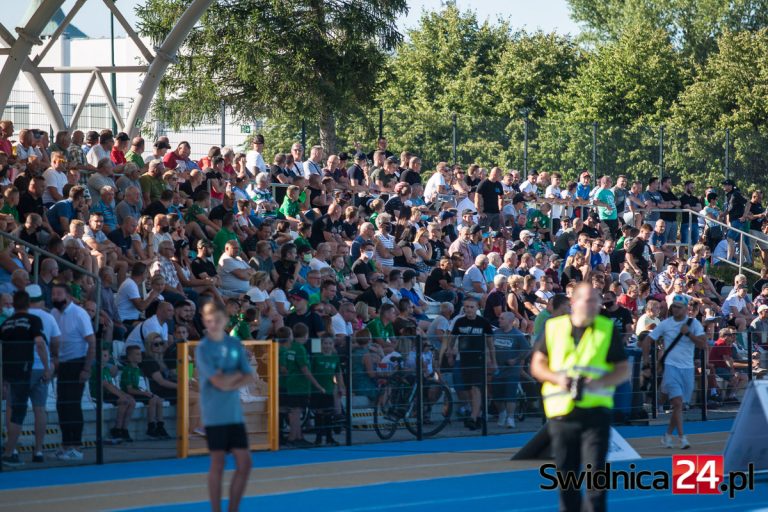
xmin=373 ymin=388 xmax=401 ymax=440
xmin=404 ymin=380 xmax=453 ymax=437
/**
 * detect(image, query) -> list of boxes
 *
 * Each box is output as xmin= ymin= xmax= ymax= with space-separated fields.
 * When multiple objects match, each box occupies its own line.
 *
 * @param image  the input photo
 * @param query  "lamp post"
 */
xmin=110 ymin=1 xmax=117 ymax=133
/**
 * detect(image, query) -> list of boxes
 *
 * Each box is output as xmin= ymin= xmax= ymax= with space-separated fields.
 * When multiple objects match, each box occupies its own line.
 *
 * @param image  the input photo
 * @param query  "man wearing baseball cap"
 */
xmin=285 ymin=289 xmax=326 ymax=338
xmin=647 ymin=294 xmax=707 ymax=449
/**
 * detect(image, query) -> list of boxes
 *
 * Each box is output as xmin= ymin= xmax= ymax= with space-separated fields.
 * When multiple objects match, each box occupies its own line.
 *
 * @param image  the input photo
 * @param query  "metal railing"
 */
xmin=0 ymin=229 xmax=104 ymax=469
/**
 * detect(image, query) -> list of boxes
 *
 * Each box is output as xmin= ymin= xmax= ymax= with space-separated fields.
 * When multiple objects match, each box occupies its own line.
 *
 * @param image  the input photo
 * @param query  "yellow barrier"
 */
xmin=177 ymin=339 xmax=279 ymax=457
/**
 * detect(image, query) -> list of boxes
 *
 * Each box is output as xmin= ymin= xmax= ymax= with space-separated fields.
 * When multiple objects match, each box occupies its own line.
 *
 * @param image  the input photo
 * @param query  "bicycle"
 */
xmin=373 ymin=357 xmax=454 ymax=440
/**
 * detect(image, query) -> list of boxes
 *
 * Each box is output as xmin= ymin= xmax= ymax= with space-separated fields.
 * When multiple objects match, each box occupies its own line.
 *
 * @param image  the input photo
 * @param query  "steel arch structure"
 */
xmin=0 ymin=0 xmax=213 ymax=136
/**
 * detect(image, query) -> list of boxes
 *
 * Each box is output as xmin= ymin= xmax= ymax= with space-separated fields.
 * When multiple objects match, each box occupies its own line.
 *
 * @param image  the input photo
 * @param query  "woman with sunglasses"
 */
xmin=172 ymin=239 xmax=224 ymax=304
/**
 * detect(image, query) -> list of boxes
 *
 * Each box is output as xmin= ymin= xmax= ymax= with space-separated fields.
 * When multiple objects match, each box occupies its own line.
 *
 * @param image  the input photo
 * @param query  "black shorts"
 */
xmin=131 ymin=393 xmax=152 ymax=405
xmin=103 ymin=390 xmax=120 ymax=406
xmin=310 ymin=393 xmax=334 ymax=411
xmin=206 ymin=423 xmax=249 ymax=452
xmin=460 ymin=357 xmax=484 ymax=388
xmin=281 ymin=393 xmax=309 ymax=409
xmin=5 ymin=377 xmax=31 ymax=425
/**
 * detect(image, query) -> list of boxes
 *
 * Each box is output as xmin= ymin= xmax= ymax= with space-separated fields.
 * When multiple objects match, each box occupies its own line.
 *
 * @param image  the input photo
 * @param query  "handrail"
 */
xmin=652 ymin=208 xmax=762 ymax=278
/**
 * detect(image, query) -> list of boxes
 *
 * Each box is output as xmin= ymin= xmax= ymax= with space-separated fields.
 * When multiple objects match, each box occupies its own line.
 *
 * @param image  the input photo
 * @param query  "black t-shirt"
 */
xmin=476 ymin=179 xmax=503 ymax=214
xmin=680 ymin=193 xmax=701 ymax=218
xmin=580 ymin=225 xmax=601 ymax=239
xmin=17 ymin=191 xmax=44 ymax=221
xmin=191 ymin=257 xmax=217 ymax=278
xmin=349 ymin=164 xmax=365 ymax=185
xmin=464 ymin=176 xmax=481 ymax=192
xmin=483 ymin=290 xmax=507 ymax=326
xmin=179 ymin=181 xmax=205 ymax=198
xmin=399 ymin=169 xmax=421 ymax=186
xmin=534 ymin=319 xmax=627 ymax=364
xmin=424 ymin=267 xmax=451 ymax=297
xmin=749 ymin=201 xmax=764 ymax=231
xmin=451 ymin=315 xmax=493 ymax=357
xmin=351 ymin=258 xmax=374 ymax=282
xmin=725 ymin=189 xmax=747 ymax=220
xmin=522 ymin=292 xmax=539 ymax=319
xmin=341 ymin=220 xmax=357 ymax=239
xmin=0 ymin=313 xmax=44 ymax=379
xmin=561 ymin=266 xmax=582 ymax=288
xmin=309 ymin=214 xmax=335 ymax=247
xmin=209 ymin=204 xmax=230 ymax=224
xmin=285 ymin=310 xmax=325 ymax=338
xmin=626 ymin=237 xmax=650 ymax=273
xmin=357 ymin=288 xmax=383 ymax=311
xmin=107 ymin=228 xmax=133 ymax=255
xmin=601 ymin=306 xmax=634 ymax=335
xmin=142 ymin=200 xmax=168 ymax=219
xmin=659 ymin=190 xmax=678 ymax=221
xmin=308 ymin=186 xmax=327 ymax=215
xmin=274 ymin=259 xmax=296 ymax=278
xmin=384 ymin=196 xmax=405 ymax=216
xmin=429 ymin=239 xmax=446 ymax=263
xmin=753 ymin=278 xmax=768 ymax=297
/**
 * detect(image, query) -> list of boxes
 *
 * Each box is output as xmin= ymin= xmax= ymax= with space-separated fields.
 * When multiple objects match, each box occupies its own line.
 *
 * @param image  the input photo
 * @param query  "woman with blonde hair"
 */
xmin=506 ymin=275 xmax=531 ymax=333
xmin=131 ymin=214 xmax=155 ymax=262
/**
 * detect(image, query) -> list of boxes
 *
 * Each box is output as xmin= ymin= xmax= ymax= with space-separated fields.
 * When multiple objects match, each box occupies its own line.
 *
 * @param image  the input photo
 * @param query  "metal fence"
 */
xmin=4 ymin=89 xmax=768 ymax=189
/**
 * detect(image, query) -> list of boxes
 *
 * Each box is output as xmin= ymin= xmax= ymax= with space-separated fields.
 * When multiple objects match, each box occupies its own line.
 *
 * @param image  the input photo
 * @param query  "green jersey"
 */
xmin=90 ymin=365 xmax=114 ymax=398
xmin=311 ymin=353 xmax=339 ymax=395
xmin=280 ymin=341 xmax=311 ymax=395
xmin=366 ymin=317 xmax=394 ymax=342
xmin=119 ymin=365 xmax=142 ymax=393
xmin=596 ymin=188 xmax=617 ymax=220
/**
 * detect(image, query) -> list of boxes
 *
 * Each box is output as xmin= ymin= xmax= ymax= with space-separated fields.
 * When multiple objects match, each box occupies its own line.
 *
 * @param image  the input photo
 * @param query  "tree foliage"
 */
xmin=136 ymin=0 xmax=407 ymax=152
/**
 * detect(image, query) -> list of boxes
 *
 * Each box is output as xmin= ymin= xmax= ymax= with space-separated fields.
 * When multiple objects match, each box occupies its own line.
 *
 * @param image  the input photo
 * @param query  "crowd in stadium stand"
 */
xmin=0 ymin=118 xmax=766 ymax=462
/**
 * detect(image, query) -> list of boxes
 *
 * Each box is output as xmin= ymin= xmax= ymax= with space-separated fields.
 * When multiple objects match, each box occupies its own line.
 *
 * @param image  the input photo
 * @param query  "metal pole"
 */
xmin=523 ymin=114 xmax=529 ymax=178
xmin=33 ymin=255 xmax=40 ymax=284
xmin=301 ymin=119 xmax=307 ymax=154
xmin=378 ymin=108 xmax=383 ymax=140
xmin=659 ymin=125 xmax=665 ymax=181
xmin=725 ymin=128 xmax=731 ymax=180
xmin=650 ymin=339 xmax=658 ymax=419
xmin=747 ymin=334 xmax=754 ymax=382
xmin=452 ymin=113 xmax=457 ymax=165
xmin=220 ymin=99 xmax=226 ymax=148
xmin=416 ymin=335 xmax=423 ymax=441
xmin=592 ymin=122 xmax=598 ymax=177
xmin=110 ymin=2 xmax=117 ymax=135
xmin=345 ymin=336 xmax=352 ymax=446
xmin=0 ymin=342 xmax=3 ymax=473
xmin=700 ymin=348 xmax=708 ymax=421
xmin=481 ymin=336 xmax=488 ymax=436
xmin=94 ymin=279 xmax=104 ymax=464
xmin=739 ymin=233 xmax=743 ymax=276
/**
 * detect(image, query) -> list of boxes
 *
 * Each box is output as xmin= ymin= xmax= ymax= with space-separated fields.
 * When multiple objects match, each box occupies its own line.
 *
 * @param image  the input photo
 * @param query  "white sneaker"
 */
xmin=661 ymin=433 xmax=675 ymax=448
xmin=679 ymin=436 xmax=691 ymax=449
xmin=497 ymin=410 xmax=508 ymax=427
xmin=505 ymin=417 xmax=516 ymax=429
xmin=56 ymin=448 xmax=84 ymax=461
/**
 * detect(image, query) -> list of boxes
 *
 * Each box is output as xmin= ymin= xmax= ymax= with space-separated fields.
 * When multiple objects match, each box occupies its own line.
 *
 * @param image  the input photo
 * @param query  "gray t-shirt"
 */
xmin=462 ymin=265 xmax=486 ymax=293
xmin=493 ymin=327 xmax=529 ymax=379
xmin=196 ymin=334 xmax=252 ymax=427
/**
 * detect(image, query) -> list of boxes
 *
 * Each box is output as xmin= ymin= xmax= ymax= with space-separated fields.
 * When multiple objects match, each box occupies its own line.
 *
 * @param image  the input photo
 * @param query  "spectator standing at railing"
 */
xmin=51 ymin=283 xmax=96 ymax=462
xmin=42 ymin=151 xmax=68 ymax=207
xmin=245 ymin=134 xmax=267 ymax=175
xmin=679 ymin=180 xmax=702 ymax=250
xmin=658 ymin=177 xmax=681 ymax=244
xmin=721 ymin=178 xmax=748 ymax=261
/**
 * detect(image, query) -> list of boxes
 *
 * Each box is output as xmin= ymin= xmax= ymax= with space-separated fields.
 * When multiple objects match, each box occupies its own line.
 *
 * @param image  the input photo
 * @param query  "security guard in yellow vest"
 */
xmin=531 ymin=282 xmax=630 ymax=512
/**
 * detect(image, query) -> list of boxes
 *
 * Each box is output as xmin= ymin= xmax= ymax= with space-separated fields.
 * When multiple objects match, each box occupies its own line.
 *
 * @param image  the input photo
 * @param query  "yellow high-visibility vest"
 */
xmin=542 ymin=314 xmax=615 ymax=418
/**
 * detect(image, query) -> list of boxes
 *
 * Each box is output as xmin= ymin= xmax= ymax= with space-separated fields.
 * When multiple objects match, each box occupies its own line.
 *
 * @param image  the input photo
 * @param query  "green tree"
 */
xmin=136 ymin=0 xmax=407 ymax=153
xmin=375 ymin=4 xmax=509 ymax=169
xmin=668 ymin=29 xmax=768 ymax=189
xmin=568 ymin=0 xmax=768 ymax=64
xmin=529 ymin=24 xmax=684 ymax=181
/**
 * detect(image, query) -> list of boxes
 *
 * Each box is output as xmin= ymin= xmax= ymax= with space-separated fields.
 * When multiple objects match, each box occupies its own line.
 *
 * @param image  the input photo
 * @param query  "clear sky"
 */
xmin=0 ymin=0 xmax=579 ymax=39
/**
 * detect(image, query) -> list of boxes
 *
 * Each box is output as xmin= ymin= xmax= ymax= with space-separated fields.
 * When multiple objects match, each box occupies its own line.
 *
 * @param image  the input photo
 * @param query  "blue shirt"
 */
xmin=576 ymin=183 xmax=591 ymax=200
xmin=47 ymin=199 xmax=76 ymax=235
xmin=91 ymin=200 xmax=118 ymax=232
xmin=196 ymin=334 xmax=252 ymax=427
xmin=643 ymin=191 xmax=663 ymax=222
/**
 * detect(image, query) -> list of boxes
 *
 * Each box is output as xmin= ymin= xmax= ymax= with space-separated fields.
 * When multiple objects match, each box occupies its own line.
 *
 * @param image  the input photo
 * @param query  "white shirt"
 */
xmin=42 ymin=168 xmax=68 ymax=204
xmin=246 ymin=287 xmax=268 ymax=303
xmin=462 ymin=265 xmax=486 ymax=293
xmin=52 ymin=302 xmax=94 ymax=362
xmin=30 ymin=307 xmax=61 ymax=370
xmin=245 ymin=150 xmax=266 ymax=174
xmin=722 ymin=295 xmax=747 ymax=316
xmin=530 ymin=266 xmax=546 ymax=281
xmin=117 ymin=279 xmax=142 ymax=321
xmin=520 ymin=181 xmax=538 ymax=197
xmin=424 ymin=172 xmax=447 ymax=202
xmin=331 ymin=313 xmax=353 ymax=337
xmin=125 ymin=315 xmax=169 ymax=351
xmin=86 ymin=144 xmax=111 ymax=168
xmin=309 ymin=257 xmax=331 ymax=271
xmin=649 ymin=316 xmax=704 ymax=369
xmin=545 ymin=185 xmax=563 ymax=219
xmin=303 ymin=159 xmax=322 ymax=178
xmin=218 ymin=254 xmax=251 ymax=293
